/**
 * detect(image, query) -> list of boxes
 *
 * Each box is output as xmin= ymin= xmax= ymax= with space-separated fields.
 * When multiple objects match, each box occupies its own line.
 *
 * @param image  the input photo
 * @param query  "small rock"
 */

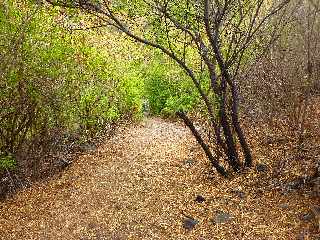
xmin=184 ymin=159 xmax=194 ymax=166
xmin=183 ymin=217 xmax=199 ymax=230
xmin=279 ymin=203 xmax=289 ymax=209
xmin=231 ymin=190 xmax=246 ymax=199
xmin=57 ymin=159 xmax=72 ymax=169
xmin=195 ymin=195 xmax=206 ymax=203
xmin=213 ymin=211 xmax=232 ymax=224
xmin=256 ymin=163 xmax=268 ymax=173
xmin=300 ymin=212 xmax=314 ymax=222
xmin=288 ymin=177 xmax=305 ymax=190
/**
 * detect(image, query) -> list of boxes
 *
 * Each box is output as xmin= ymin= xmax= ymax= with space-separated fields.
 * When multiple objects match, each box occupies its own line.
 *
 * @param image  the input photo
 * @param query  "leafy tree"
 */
xmin=45 ymin=0 xmax=291 ymax=176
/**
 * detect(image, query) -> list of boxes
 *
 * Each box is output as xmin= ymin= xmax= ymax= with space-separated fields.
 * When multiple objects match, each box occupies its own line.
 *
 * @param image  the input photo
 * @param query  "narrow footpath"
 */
xmin=0 ymin=118 xmax=314 ymax=239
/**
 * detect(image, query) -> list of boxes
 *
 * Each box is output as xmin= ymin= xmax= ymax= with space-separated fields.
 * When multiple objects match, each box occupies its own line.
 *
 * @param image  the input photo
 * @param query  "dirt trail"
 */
xmin=0 ymin=118 xmax=197 ymax=239
xmin=0 ymin=118 xmax=316 ymax=239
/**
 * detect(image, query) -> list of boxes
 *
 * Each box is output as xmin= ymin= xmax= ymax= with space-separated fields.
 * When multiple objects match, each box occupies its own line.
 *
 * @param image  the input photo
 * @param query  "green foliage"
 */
xmin=0 ymin=0 xmax=203 ymax=172
xmin=144 ymin=54 xmax=200 ymax=116
xmin=118 ymin=72 xmax=144 ymax=119
xmin=0 ymin=154 xmax=16 ymax=171
xmin=0 ymin=0 xmax=147 ymax=155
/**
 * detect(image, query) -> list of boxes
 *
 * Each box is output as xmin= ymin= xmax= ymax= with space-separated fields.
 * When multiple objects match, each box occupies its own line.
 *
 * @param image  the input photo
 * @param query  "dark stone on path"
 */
xmin=183 ymin=217 xmax=199 ymax=230
xmin=231 ymin=189 xmax=246 ymax=199
xmin=288 ymin=177 xmax=305 ymax=190
xmin=57 ymin=158 xmax=72 ymax=169
xmin=195 ymin=195 xmax=206 ymax=203
xmin=184 ymin=159 xmax=194 ymax=166
xmin=256 ymin=163 xmax=268 ymax=173
xmin=212 ymin=211 xmax=232 ymax=224
xmin=300 ymin=212 xmax=314 ymax=222
xmin=279 ymin=203 xmax=289 ymax=209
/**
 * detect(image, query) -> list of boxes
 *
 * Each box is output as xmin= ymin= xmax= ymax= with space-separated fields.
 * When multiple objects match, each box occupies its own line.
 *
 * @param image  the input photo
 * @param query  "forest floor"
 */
xmin=0 ymin=117 xmax=319 ymax=240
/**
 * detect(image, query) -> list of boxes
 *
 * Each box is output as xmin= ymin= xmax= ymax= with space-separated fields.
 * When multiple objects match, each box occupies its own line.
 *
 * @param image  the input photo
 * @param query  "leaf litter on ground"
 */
xmin=0 ymin=117 xmax=319 ymax=239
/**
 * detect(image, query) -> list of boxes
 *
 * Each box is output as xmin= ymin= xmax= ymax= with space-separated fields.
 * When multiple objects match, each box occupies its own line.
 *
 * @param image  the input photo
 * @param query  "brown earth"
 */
xmin=0 ymin=118 xmax=318 ymax=239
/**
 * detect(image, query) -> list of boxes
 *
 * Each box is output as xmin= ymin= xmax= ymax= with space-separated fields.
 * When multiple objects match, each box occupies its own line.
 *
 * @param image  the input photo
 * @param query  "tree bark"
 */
xmin=229 ymin=81 xmax=253 ymax=167
xmin=219 ymin=78 xmax=241 ymax=172
xmin=176 ymin=111 xmax=228 ymax=177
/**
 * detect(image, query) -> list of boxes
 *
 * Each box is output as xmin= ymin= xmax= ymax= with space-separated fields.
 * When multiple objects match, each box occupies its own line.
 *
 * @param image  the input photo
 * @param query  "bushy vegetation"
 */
xmin=0 ymin=1 xmax=132 ymax=172
xmin=0 ymin=1 xmax=198 ymax=178
xmin=1 ymin=1 xmax=319 ymax=238
xmin=1 ymin=0 xmax=319 ymax=203
xmin=143 ymin=54 xmax=200 ymax=116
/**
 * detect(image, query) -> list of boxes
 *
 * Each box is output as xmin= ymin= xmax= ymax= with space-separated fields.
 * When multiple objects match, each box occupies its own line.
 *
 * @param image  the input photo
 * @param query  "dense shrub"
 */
xmin=1 ymin=0 xmax=200 ymax=178
xmin=143 ymin=54 xmax=200 ymax=116
xmin=0 ymin=1 xmax=146 ymax=175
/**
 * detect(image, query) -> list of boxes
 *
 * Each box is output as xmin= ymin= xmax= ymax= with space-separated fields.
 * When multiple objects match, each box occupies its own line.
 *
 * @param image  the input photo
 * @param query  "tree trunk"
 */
xmin=219 ymin=78 xmax=241 ymax=172
xmin=176 ymin=111 xmax=228 ymax=177
xmin=229 ymin=82 xmax=253 ymax=167
xmin=211 ymin=37 xmax=252 ymax=168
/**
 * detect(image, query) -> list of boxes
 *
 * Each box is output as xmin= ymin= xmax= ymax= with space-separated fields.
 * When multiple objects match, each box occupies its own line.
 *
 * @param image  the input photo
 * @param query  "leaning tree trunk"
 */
xmin=176 ymin=111 xmax=228 ymax=177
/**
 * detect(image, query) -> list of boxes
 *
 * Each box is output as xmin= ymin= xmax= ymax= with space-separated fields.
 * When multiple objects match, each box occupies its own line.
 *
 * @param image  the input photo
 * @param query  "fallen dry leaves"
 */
xmin=0 ymin=117 xmax=319 ymax=239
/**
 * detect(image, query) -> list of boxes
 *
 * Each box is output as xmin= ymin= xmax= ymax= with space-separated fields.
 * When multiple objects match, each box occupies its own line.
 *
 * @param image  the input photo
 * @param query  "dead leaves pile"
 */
xmin=0 ymin=117 xmax=319 ymax=239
